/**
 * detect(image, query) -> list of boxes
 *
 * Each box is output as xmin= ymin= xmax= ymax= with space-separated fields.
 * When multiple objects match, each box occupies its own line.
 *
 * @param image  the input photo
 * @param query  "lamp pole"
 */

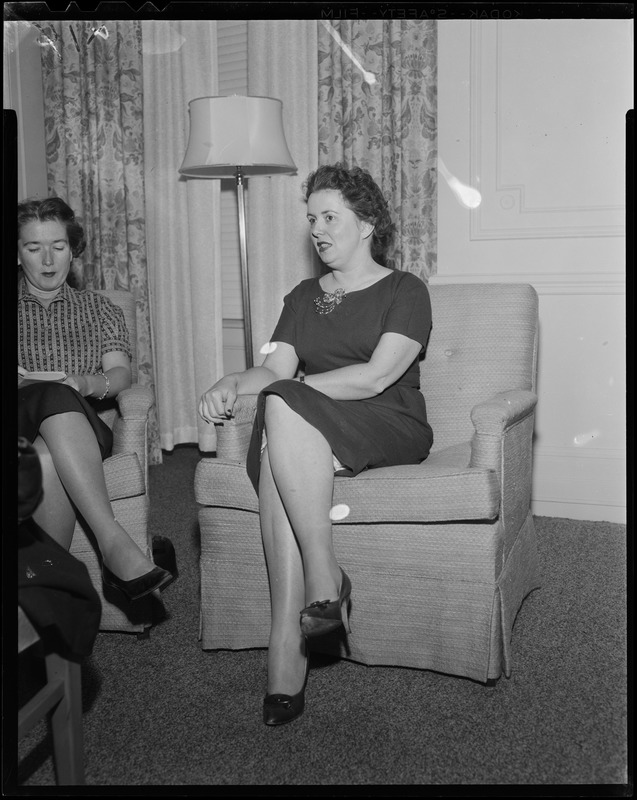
xmin=235 ymin=166 xmax=253 ymax=369
xmin=179 ymin=96 xmax=296 ymax=372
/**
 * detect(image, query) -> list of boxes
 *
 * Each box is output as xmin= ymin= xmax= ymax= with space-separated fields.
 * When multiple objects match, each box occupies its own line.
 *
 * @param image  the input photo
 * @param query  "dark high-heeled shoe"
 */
xmin=102 ymin=563 xmax=174 ymax=601
xmin=263 ymin=654 xmax=309 ymax=727
xmin=300 ymin=568 xmax=352 ymax=639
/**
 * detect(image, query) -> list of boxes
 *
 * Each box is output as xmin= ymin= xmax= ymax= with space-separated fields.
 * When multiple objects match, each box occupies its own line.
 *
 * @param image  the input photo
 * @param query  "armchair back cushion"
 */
xmin=422 ymin=283 xmax=538 ymax=450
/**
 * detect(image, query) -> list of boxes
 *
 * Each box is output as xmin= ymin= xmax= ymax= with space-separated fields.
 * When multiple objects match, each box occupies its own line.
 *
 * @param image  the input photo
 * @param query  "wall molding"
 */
xmin=469 ymin=21 xmax=626 ymax=241
xmin=532 ymin=442 xmax=626 ymax=523
xmin=429 ymin=272 xmax=625 ymax=295
xmin=534 ymin=443 xmax=625 ymax=462
xmin=531 ymin=499 xmax=626 ymax=524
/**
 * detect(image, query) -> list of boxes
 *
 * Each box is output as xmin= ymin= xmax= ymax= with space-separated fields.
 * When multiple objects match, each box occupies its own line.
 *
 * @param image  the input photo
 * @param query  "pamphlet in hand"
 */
xmin=18 ymin=367 xmax=67 ymax=384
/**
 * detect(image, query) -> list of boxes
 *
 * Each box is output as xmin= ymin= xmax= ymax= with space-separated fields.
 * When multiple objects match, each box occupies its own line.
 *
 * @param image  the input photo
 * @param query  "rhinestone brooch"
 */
xmin=314 ymin=288 xmax=347 ymax=315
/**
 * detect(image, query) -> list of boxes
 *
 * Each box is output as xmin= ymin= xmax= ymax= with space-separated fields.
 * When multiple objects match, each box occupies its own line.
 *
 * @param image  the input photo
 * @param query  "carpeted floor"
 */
xmin=14 ymin=445 xmax=629 ymax=789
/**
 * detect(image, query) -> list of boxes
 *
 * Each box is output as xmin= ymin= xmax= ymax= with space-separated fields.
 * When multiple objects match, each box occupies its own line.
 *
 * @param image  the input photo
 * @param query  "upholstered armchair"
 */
xmin=195 ymin=283 xmax=540 ymax=683
xmin=69 ymin=290 xmax=157 ymax=635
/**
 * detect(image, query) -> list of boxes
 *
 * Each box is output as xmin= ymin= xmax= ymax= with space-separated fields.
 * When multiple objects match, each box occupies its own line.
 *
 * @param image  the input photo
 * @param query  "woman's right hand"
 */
xmin=199 ymin=376 xmax=239 ymax=423
xmin=63 ymin=374 xmax=89 ymax=395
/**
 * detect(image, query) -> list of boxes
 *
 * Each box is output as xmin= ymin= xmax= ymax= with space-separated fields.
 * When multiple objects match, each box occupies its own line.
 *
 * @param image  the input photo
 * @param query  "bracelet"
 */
xmin=96 ymin=371 xmax=110 ymax=401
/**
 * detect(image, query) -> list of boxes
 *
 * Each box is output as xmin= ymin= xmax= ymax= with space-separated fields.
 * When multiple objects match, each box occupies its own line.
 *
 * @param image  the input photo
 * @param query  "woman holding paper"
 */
xmin=18 ymin=196 xmax=173 ymax=601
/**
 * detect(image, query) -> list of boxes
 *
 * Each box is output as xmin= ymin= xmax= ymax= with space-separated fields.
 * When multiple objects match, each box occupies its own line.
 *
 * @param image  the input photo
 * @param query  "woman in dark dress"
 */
xmin=199 ymin=164 xmax=433 ymax=725
xmin=18 ymin=197 xmax=173 ymax=601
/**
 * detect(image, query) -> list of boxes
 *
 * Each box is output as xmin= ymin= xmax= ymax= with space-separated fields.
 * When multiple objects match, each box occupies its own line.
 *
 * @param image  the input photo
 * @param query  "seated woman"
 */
xmin=18 ymin=197 xmax=174 ymax=601
xmin=199 ymin=164 xmax=433 ymax=726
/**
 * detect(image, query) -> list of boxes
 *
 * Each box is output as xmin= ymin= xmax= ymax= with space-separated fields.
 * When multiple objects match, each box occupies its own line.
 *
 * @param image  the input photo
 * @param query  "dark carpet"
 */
xmin=15 ymin=445 xmax=629 ymax=790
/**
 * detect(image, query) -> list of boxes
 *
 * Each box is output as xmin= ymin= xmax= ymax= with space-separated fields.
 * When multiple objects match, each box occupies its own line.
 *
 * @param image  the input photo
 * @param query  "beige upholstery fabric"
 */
xmin=68 ymin=290 xmax=156 ymax=634
xmin=195 ymin=283 xmax=541 ymax=682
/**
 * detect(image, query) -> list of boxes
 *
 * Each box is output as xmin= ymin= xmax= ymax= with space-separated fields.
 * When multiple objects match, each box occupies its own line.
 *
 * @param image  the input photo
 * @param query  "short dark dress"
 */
xmin=246 ymin=269 xmax=434 ymax=493
xmin=18 ymin=436 xmax=101 ymax=659
xmin=18 ymin=382 xmax=113 ymax=459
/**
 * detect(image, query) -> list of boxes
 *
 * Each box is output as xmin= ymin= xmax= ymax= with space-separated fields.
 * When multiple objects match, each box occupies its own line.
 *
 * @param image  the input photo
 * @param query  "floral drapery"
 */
xmin=317 ymin=20 xmax=437 ymax=280
xmin=38 ymin=20 xmax=161 ymax=463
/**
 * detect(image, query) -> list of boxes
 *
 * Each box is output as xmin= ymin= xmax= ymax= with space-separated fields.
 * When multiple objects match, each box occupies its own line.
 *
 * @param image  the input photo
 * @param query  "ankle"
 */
xmin=267 ymin=653 xmax=307 ymax=695
xmin=305 ymin=563 xmax=342 ymax=604
xmin=267 ymin=635 xmax=307 ymax=694
xmin=99 ymin=531 xmax=153 ymax=578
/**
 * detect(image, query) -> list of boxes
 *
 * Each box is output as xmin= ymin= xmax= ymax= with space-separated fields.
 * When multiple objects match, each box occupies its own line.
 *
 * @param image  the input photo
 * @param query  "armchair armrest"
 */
xmin=470 ymin=390 xmax=537 ymax=472
xmin=111 ymin=384 xmax=154 ymax=484
xmin=214 ymin=395 xmax=258 ymax=464
xmin=470 ymin=390 xmax=538 ymax=439
xmin=470 ymin=390 xmax=538 ymax=560
xmin=115 ymin=384 xmax=154 ymax=419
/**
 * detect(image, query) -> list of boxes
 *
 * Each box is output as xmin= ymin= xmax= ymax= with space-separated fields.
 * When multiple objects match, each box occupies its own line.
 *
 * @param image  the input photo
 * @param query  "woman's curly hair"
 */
xmin=18 ymin=196 xmax=87 ymax=258
xmin=303 ymin=163 xmax=395 ymax=266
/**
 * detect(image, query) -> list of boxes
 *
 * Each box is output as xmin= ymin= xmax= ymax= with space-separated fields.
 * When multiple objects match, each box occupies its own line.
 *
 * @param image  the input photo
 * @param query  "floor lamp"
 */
xmin=179 ymin=95 xmax=296 ymax=369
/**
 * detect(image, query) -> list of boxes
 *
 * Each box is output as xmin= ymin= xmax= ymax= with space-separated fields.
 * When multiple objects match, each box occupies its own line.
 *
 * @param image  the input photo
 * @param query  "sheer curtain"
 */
xmin=317 ymin=20 xmax=437 ymax=280
xmin=141 ymin=20 xmax=223 ymax=453
xmin=246 ymin=21 xmax=319 ymax=361
xmin=38 ymin=20 xmax=162 ymax=462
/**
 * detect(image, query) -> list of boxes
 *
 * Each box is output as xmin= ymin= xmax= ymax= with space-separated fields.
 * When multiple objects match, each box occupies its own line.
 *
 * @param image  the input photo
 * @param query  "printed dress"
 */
xmin=18 ymin=279 xmax=132 ymax=460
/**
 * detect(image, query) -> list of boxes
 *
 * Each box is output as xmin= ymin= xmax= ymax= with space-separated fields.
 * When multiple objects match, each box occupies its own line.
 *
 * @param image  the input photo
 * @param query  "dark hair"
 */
xmin=17 ymin=196 xmax=86 ymax=258
xmin=303 ymin=163 xmax=395 ymax=266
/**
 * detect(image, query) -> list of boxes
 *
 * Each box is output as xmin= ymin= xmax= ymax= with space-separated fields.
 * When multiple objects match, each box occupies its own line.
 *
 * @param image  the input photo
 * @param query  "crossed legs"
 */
xmin=259 ymin=395 xmax=342 ymax=694
xmin=31 ymin=411 xmax=156 ymax=582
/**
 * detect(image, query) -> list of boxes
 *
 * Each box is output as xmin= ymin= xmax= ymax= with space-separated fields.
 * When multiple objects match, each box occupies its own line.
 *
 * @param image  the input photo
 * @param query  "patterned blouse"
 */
xmin=18 ymin=278 xmax=132 ymax=375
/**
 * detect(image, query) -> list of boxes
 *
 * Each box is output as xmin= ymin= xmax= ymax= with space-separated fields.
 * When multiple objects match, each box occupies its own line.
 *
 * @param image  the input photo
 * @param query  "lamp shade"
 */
xmin=179 ymin=95 xmax=296 ymax=178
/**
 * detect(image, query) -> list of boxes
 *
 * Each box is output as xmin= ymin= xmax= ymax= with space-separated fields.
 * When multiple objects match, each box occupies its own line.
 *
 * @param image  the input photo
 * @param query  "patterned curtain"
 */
xmin=317 ymin=20 xmax=437 ymax=280
xmin=38 ymin=20 xmax=161 ymax=463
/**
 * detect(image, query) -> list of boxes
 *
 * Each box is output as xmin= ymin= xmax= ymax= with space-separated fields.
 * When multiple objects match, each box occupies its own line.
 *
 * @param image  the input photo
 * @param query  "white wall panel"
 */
xmin=534 ymin=293 xmax=625 ymax=452
xmin=470 ymin=20 xmax=629 ymax=240
xmin=438 ymin=19 xmax=630 ymax=523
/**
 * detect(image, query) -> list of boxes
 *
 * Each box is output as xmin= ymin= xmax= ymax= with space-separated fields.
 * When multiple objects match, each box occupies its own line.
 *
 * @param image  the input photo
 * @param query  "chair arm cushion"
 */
xmin=116 ymin=385 xmax=154 ymax=419
xmin=103 ymin=452 xmax=146 ymax=500
xmin=111 ymin=386 xmax=153 ymax=480
xmin=469 ymin=389 xmax=537 ymax=477
xmin=470 ymin=390 xmax=537 ymax=559
xmin=214 ymin=395 xmax=258 ymax=463
xmin=470 ymin=390 xmax=537 ymax=436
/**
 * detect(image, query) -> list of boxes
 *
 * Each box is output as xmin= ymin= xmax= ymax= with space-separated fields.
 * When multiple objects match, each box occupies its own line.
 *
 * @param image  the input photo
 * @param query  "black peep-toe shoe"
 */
xmin=300 ymin=568 xmax=352 ymax=639
xmin=263 ymin=655 xmax=310 ymax=727
xmin=102 ymin=563 xmax=174 ymax=601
